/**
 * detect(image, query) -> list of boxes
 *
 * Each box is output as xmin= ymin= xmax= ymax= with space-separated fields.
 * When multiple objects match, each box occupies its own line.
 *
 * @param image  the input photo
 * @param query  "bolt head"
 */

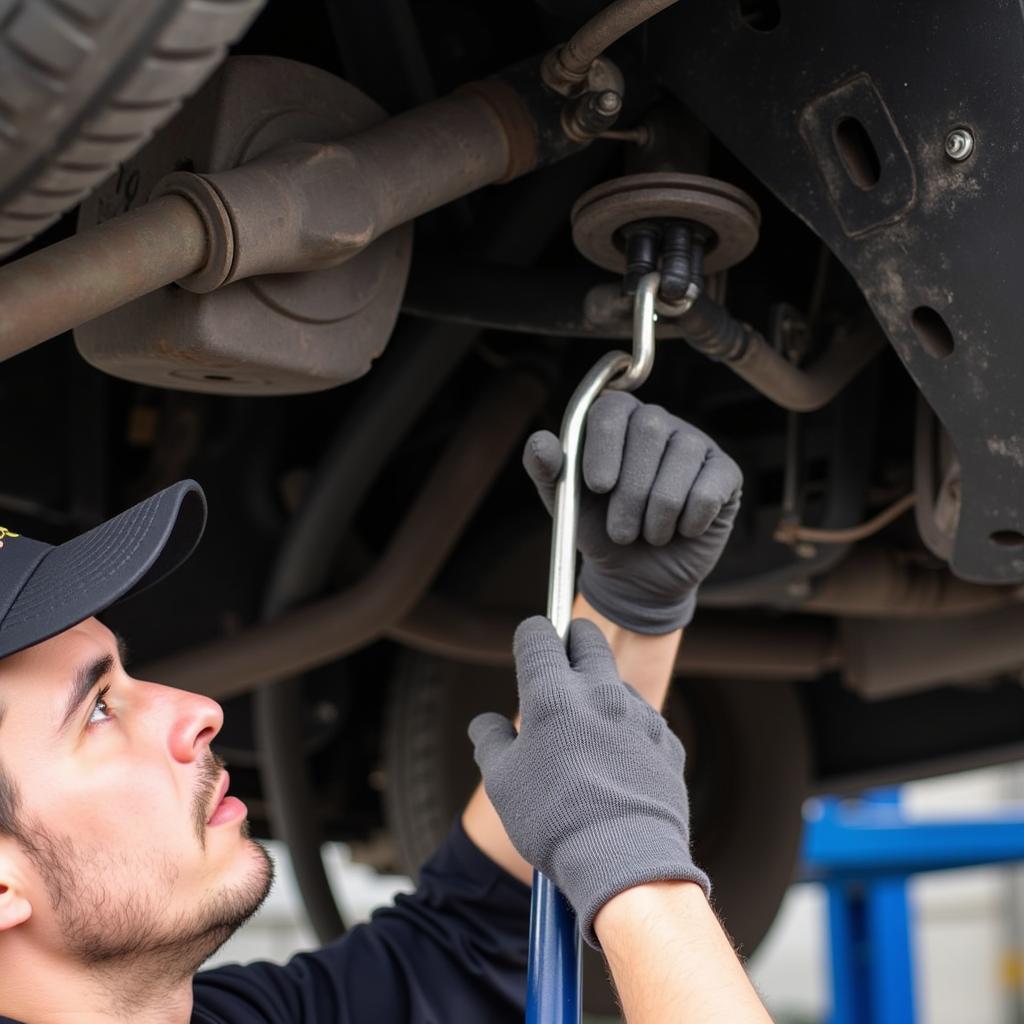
xmin=596 ymin=90 xmax=622 ymax=115
xmin=944 ymin=127 xmax=975 ymax=162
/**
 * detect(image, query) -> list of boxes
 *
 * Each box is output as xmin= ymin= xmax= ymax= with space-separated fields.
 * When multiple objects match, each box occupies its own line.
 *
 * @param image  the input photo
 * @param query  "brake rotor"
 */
xmin=571 ymin=172 xmax=761 ymax=275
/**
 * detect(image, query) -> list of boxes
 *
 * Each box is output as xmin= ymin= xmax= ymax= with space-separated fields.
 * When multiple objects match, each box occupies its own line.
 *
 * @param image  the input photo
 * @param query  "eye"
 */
xmin=88 ymin=685 xmax=113 ymax=726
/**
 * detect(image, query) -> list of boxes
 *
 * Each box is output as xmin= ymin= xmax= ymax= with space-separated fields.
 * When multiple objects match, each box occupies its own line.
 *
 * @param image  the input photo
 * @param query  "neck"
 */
xmin=0 ymin=931 xmax=196 ymax=1024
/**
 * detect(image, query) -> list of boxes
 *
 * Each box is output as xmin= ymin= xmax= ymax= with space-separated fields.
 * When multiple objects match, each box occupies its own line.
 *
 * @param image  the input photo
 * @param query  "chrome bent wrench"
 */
xmin=525 ymin=270 xmax=660 ymax=1024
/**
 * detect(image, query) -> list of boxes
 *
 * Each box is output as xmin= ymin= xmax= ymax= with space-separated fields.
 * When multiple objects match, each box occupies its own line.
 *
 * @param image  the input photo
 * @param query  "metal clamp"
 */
xmin=526 ymin=270 xmax=660 ymax=1023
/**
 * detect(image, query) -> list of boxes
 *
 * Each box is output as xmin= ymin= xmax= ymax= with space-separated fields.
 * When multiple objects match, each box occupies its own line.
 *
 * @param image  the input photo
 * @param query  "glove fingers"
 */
xmin=679 ymin=447 xmax=743 ymax=538
xmin=468 ymin=712 xmax=517 ymax=770
xmin=522 ymin=430 xmax=563 ymax=514
xmin=514 ymin=614 xmax=571 ymax=689
xmin=567 ymin=618 xmax=616 ymax=677
xmin=582 ymin=391 xmax=638 ymax=494
xmin=643 ymin=429 xmax=707 ymax=546
xmin=607 ymin=403 xmax=673 ymax=545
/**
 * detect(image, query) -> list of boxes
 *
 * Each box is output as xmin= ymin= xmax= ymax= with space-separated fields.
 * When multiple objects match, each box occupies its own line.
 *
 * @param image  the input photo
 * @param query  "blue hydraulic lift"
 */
xmin=800 ymin=788 xmax=1024 ymax=1024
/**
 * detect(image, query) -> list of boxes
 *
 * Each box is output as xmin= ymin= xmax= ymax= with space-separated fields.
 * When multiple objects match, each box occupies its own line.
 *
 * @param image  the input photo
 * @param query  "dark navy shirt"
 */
xmin=0 ymin=822 xmax=531 ymax=1023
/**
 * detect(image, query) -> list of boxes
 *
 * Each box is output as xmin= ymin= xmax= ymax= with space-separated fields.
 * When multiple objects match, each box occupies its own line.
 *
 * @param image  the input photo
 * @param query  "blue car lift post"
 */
xmin=801 ymin=787 xmax=1024 ymax=1024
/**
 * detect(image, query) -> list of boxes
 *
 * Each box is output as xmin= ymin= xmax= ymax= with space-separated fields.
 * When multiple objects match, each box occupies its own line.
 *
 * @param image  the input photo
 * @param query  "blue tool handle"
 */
xmin=526 ymin=870 xmax=581 ymax=1024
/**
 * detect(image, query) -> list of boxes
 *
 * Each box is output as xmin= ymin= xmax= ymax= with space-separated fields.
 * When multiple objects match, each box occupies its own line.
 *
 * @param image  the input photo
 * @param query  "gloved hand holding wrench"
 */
xmin=523 ymin=390 xmax=743 ymax=636
xmin=466 ymin=272 xmax=765 ymax=1022
xmin=474 ymin=367 xmax=743 ymax=946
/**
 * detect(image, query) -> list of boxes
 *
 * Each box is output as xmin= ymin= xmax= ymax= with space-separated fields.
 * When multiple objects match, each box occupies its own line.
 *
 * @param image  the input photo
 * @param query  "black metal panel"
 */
xmin=651 ymin=0 xmax=1024 ymax=582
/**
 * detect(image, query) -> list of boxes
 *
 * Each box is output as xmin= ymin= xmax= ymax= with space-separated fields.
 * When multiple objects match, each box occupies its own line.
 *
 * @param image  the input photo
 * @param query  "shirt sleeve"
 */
xmin=191 ymin=819 xmax=531 ymax=1024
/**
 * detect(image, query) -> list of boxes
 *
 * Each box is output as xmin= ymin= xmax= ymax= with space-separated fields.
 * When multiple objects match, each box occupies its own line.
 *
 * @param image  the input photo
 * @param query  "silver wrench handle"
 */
xmin=546 ymin=271 xmax=659 ymax=637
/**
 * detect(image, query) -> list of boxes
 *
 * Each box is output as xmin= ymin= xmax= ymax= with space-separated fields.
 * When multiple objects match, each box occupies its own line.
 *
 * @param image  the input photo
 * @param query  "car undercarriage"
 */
xmin=2 ymin=0 xmax=1024 ymax=1005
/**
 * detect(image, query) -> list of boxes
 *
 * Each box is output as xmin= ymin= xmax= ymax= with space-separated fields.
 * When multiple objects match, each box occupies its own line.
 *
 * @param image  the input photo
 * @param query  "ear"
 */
xmin=0 ymin=849 xmax=32 ymax=931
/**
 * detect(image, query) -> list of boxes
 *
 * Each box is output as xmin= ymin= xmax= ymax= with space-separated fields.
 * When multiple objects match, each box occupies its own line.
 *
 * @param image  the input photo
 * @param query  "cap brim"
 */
xmin=0 ymin=480 xmax=206 ymax=660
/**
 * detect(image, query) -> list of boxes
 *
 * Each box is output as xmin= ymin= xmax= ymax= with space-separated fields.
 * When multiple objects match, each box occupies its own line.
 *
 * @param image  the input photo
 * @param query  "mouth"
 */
xmin=206 ymin=771 xmax=231 ymax=824
xmin=205 ymin=769 xmax=248 ymax=828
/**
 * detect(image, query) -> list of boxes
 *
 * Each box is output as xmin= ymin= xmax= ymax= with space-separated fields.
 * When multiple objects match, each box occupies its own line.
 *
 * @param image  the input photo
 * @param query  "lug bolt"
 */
xmin=689 ymin=227 xmax=708 ymax=292
xmin=944 ymin=127 xmax=975 ymax=162
xmin=621 ymin=222 xmax=660 ymax=295
xmin=658 ymin=222 xmax=693 ymax=303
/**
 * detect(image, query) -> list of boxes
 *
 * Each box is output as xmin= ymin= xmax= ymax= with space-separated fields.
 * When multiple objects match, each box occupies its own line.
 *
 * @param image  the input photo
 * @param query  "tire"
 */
xmin=384 ymin=650 xmax=810 ymax=1015
xmin=0 ymin=0 xmax=264 ymax=258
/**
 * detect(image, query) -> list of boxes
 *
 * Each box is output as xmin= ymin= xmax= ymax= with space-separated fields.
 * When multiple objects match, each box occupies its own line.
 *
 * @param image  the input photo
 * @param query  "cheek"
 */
xmin=42 ymin=760 xmax=190 ymax=847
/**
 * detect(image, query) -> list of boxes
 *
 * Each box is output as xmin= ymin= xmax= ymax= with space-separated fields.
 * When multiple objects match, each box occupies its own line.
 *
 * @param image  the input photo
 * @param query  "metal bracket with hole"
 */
xmin=650 ymin=0 xmax=1024 ymax=582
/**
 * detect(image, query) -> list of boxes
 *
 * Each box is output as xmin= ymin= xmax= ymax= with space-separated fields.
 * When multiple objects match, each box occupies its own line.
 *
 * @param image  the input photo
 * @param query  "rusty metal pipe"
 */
xmin=0 ymin=77 xmax=538 ymax=352
xmin=726 ymin=320 xmax=886 ymax=413
xmin=675 ymin=293 xmax=887 ymax=412
xmin=800 ymin=546 xmax=1021 ymax=619
xmin=140 ymin=370 xmax=544 ymax=699
xmin=162 ymin=88 xmax=518 ymax=289
xmin=843 ymin=604 xmax=1024 ymax=698
xmin=343 ymin=90 xmax=515 ymax=241
xmin=391 ymin=584 xmax=1024 ymax=699
xmin=0 ymin=195 xmax=207 ymax=362
xmin=389 ymin=598 xmax=840 ymax=681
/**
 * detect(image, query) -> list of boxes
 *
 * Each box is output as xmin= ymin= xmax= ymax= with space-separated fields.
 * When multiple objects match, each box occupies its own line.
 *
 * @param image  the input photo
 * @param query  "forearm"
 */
xmin=461 ymin=593 xmax=682 ymax=884
xmin=594 ymin=881 xmax=773 ymax=1023
xmin=571 ymin=594 xmax=682 ymax=710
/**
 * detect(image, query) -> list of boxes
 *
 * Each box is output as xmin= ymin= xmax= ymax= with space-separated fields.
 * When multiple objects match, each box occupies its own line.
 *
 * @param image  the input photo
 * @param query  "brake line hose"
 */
xmin=545 ymin=0 xmax=681 ymax=91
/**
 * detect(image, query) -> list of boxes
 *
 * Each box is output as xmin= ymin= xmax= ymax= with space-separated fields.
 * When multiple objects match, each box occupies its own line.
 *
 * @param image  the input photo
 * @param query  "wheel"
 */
xmin=0 ymin=0 xmax=263 ymax=258
xmin=384 ymin=648 xmax=810 ymax=1014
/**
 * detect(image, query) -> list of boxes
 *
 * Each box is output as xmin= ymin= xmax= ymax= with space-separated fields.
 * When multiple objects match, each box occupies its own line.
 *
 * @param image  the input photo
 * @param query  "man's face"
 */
xmin=0 ymin=617 xmax=272 ymax=976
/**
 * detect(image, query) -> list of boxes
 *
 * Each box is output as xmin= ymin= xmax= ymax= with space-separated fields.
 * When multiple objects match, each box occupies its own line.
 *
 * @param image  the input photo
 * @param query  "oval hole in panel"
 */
xmin=991 ymin=530 xmax=1024 ymax=548
xmin=834 ymin=116 xmax=881 ymax=190
xmin=910 ymin=305 xmax=955 ymax=359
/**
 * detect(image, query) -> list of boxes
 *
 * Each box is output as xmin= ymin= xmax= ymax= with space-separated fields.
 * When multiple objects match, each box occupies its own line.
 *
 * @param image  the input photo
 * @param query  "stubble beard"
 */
xmin=24 ymin=821 xmax=274 ymax=977
xmin=17 ymin=758 xmax=275 ymax=1005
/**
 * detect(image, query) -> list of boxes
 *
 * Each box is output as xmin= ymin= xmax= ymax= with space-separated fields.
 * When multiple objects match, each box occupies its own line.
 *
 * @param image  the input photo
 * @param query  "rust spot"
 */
xmin=987 ymin=436 xmax=1024 ymax=468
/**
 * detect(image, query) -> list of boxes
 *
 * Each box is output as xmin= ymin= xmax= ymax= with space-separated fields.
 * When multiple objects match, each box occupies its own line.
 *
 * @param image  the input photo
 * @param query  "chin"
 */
xmin=244 ymin=834 xmax=275 ymax=896
xmin=200 ymin=838 xmax=275 ymax=942
xmin=235 ymin=831 xmax=274 ymax=888
xmin=206 ymin=825 xmax=273 ymax=896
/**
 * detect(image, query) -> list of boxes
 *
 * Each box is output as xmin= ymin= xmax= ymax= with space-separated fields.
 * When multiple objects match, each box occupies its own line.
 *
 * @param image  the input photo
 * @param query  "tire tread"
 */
xmin=0 ymin=0 xmax=263 ymax=257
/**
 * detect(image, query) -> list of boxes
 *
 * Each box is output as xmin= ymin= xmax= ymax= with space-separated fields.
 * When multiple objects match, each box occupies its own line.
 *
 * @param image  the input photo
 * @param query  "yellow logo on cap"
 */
xmin=0 ymin=527 xmax=19 ymax=549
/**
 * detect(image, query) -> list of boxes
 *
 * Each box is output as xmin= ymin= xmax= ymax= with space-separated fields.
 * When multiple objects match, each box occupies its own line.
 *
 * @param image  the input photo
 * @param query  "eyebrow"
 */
xmin=57 ymin=633 xmax=129 ymax=737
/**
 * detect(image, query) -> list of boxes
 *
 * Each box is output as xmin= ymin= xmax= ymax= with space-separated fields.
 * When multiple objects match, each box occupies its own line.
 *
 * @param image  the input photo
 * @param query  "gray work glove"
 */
xmin=469 ymin=615 xmax=709 ymax=948
xmin=524 ymin=392 xmax=743 ymax=634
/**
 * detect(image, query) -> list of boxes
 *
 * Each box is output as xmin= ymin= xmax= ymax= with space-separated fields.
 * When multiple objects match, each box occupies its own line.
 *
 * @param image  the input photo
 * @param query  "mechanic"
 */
xmin=0 ymin=394 xmax=772 ymax=1024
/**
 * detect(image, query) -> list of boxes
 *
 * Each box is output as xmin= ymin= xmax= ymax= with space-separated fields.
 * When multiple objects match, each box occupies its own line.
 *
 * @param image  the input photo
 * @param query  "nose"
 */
xmin=162 ymin=685 xmax=224 ymax=764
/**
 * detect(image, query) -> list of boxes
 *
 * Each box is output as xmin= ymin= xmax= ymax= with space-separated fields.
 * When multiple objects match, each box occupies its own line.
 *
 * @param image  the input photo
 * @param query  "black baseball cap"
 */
xmin=0 ymin=480 xmax=206 ymax=660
